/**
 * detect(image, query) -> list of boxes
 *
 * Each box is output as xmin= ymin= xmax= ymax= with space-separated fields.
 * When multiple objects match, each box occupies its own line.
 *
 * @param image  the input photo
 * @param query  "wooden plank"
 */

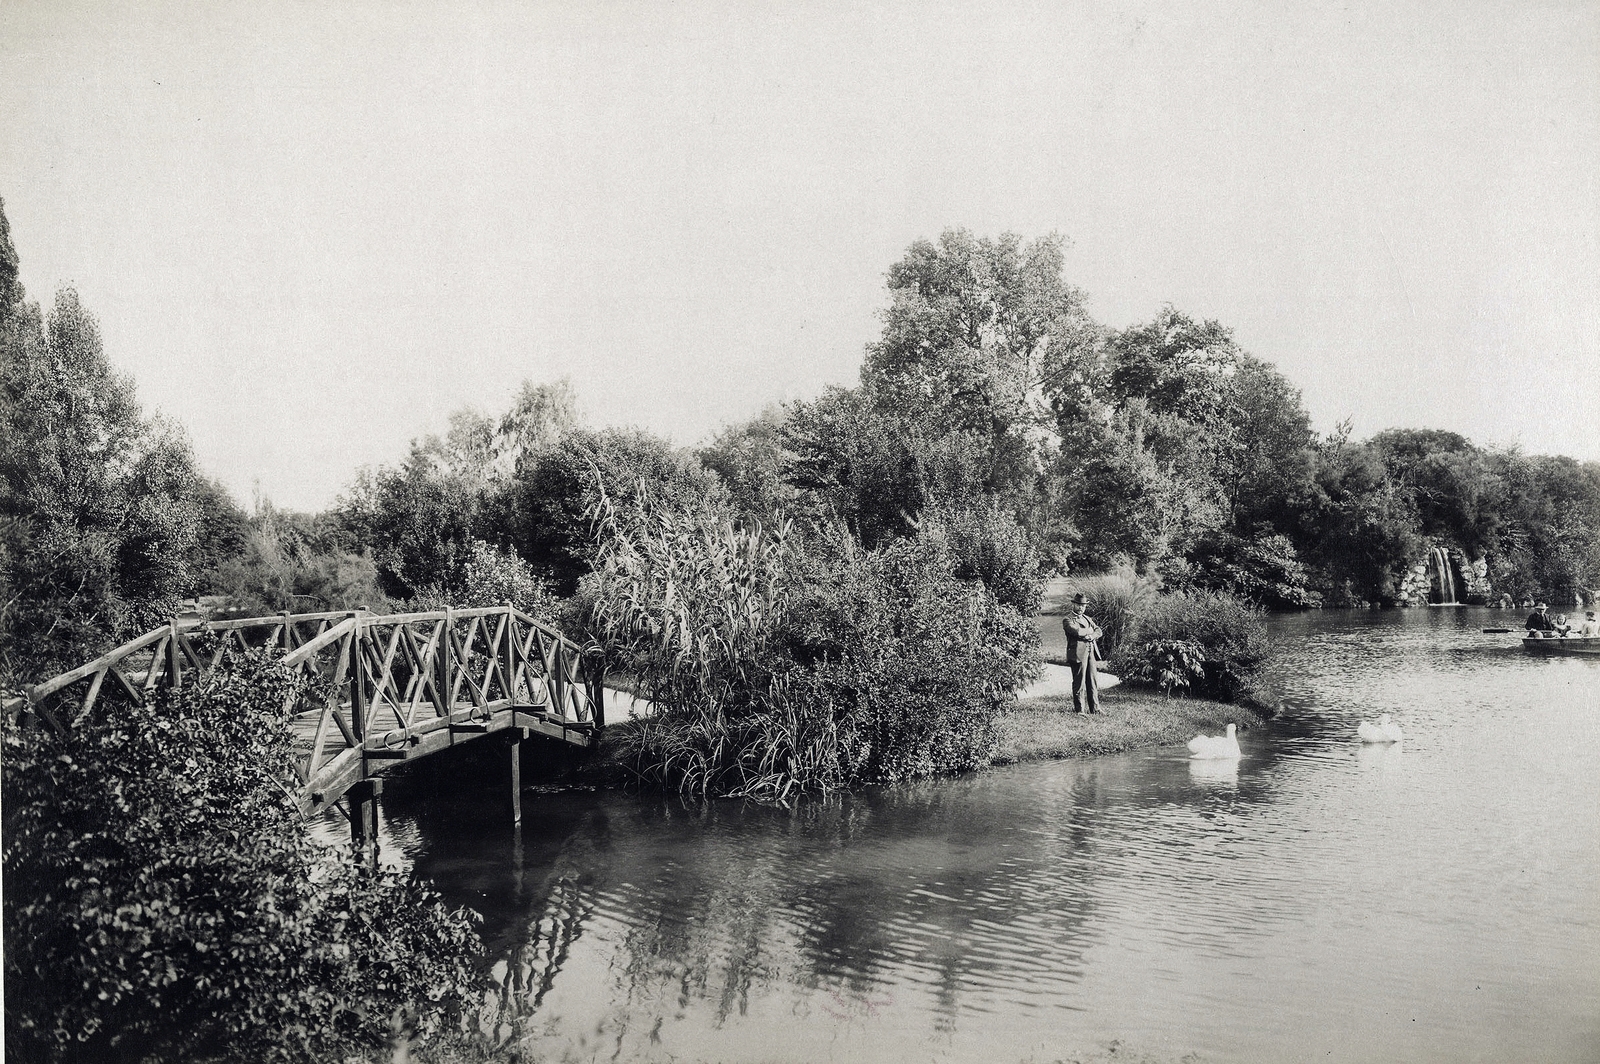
xmin=168 ymin=623 xmax=183 ymax=690
xmin=282 ymin=617 xmax=358 ymax=668
xmin=108 ymin=665 xmax=145 ymax=707
xmin=27 ymin=626 xmax=169 ymax=700
xmin=73 ymin=669 xmax=107 ymax=725
xmin=350 ymin=623 xmax=368 ymax=742
xmin=142 ymin=636 xmax=171 ymax=694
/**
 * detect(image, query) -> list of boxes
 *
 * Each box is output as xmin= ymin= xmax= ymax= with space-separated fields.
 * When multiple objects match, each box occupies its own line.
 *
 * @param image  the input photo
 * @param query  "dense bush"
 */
xmin=409 ymin=538 xmax=560 ymax=623
xmin=590 ymin=488 xmax=1040 ymax=797
xmin=1110 ymin=590 xmax=1268 ymax=701
xmin=782 ymin=529 xmax=1040 ymax=784
xmin=924 ymin=500 xmax=1044 ymax=615
xmin=204 ymin=502 xmax=388 ymax=617
xmin=1169 ymin=530 xmax=1322 ymax=609
xmin=2 ymin=647 xmax=481 ymax=1063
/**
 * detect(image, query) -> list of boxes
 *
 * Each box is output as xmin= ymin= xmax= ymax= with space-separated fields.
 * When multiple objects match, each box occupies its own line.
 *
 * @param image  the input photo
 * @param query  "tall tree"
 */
xmin=863 ymin=229 xmax=1096 ymax=504
xmin=0 ymin=243 xmax=239 ymax=684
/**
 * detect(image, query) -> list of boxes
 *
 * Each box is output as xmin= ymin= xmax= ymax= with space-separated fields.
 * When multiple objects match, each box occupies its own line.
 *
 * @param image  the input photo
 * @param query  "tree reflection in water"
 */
xmin=379 ymin=759 xmax=1182 ymax=1061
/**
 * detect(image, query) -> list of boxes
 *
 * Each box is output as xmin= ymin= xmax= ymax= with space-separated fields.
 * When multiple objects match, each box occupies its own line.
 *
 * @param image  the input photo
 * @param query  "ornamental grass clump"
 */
xmin=588 ymin=482 xmax=1040 ymax=799
xmin=2 ymin=646 xmax=482 ymax=1064
xmin=587 ymin=485 xmax=807 ymax=799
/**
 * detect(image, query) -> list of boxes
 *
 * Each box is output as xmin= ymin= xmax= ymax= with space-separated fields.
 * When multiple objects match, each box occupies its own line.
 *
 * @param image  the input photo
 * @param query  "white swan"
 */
xmin=1357 ymin=713 xmax=1404 ymax=744
xmin=1187 ymin=722 xmax=1241 ymax=759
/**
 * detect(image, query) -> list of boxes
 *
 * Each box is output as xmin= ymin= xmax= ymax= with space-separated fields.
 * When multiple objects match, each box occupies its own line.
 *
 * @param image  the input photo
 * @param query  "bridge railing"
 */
xmin=12 ymin=605 xmax=606 ymax=812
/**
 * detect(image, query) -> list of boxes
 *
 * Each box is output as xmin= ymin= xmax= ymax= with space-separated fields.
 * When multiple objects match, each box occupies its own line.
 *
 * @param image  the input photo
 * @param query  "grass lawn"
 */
xmin=995 ymin=686 xmax=1265 ymax=764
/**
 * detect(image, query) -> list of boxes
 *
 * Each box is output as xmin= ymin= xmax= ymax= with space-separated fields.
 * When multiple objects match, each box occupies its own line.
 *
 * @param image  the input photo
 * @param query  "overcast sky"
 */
xmin=3 ymin=0 xmax=1597 ymax=511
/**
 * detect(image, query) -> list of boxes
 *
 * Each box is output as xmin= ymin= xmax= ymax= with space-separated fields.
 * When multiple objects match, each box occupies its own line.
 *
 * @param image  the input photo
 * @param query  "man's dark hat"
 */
xmin=1071 ymin=593 xmax=1088 ymax=606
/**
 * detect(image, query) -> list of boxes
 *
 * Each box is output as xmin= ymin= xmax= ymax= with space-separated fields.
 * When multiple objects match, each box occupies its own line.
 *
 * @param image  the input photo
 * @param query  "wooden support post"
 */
xmin=441 ymin=607 xmax=454 ymax=717
xmin=350 ymin=617 xmax=367 ymax=744
xmin=168 ymin=621 xmax=182 ymax=690
xmin=588 ymin=652 xmax=607 ymax=731
xmin=349 ymin=779 xmax=383 ymax=854
xmin=503 ymin=601 xmax=515 ymax=704
xmin=509 ymin=730 xmax=523 ymax=827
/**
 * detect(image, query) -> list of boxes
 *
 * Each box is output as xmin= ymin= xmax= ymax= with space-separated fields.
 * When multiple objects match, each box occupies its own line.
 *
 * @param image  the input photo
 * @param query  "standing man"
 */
xmin=1062 ymin=592 xmax=1103 ymax=714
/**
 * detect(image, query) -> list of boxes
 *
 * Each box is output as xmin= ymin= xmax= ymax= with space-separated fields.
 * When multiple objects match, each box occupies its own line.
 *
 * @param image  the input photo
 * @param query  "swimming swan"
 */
xmin=1187 ymin=722 xmax=1241 ymax=759
xmin=1357 ymin=714 xmax=1404 ymax=744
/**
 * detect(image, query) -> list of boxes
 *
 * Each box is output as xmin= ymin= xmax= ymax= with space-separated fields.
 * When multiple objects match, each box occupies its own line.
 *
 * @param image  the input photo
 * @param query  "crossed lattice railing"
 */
xmin=9 ymin=606 xmax=605 ymax=814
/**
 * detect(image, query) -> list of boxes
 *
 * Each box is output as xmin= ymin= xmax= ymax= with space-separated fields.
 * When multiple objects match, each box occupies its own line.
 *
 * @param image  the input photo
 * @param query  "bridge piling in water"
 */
xmin=509 ymin=729 xmax=524 ymax=826
xmin=349 ymin=778 xmax=381 ymax=856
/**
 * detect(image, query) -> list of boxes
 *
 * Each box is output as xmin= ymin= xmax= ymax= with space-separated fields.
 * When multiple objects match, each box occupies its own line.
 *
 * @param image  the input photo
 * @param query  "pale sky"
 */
xmin=3 ymin=0 xmax=1597 ymax=511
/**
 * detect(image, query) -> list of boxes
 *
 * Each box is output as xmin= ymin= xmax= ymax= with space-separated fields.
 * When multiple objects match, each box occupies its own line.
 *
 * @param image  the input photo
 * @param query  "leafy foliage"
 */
xmin=922 ymin=499 xmax=1043 ymax=614
xmin=493 ymin=426 xmax=729 ymax=595
xmin=781 ymin=529 xmax=1040 ymax=784
xmin=1111 ymin=591 xmax=1269 ymax=701
xmin=0 ymin=231 xmax=246 ymax=686
xmin=1136 ymin=638 xmax=1208 ymax=695
xmin=204 ymin=500 xmax=387 ymax=616
xmin=589 ymin=480 xmax=1041 ymax=797
xmin=2 ymin=647 xmax=482 ymax=1063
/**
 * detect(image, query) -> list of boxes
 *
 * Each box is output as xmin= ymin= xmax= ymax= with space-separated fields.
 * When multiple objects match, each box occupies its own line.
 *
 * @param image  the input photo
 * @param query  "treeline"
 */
xmin=7 ymin=217 xmax=1600 ymax=693
xmin=5 ymin=215 xmax=1598 ymax=680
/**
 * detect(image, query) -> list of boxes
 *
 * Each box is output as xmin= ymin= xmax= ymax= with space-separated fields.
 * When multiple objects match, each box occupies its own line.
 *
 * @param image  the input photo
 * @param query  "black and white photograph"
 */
xmin=2 ymin=2 xmax=1597 ymax=1062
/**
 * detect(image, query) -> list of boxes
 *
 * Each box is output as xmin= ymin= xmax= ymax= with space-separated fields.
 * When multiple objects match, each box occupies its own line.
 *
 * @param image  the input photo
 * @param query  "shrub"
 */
xmin=1140 ymin=638 xmax=1208 ymax=694
xmin=1173 ymin=529 xmax=1322 ymax=609
xmin=203 ymin=504 xmax=389 ymax=617
xmin=2 ymin=647 xmax=481 ymax=1063
xmin=1112 ymin=590 xmax=1268 ymax=701
xmin=923 ymin=499 xmax=1044 ymax=615
xmin=409 ymin=538 xmax=559 ymax=624
xmin=781 ymin=530 xmax=1040 ymax=784
xmin=588 ymin=487 xmax=1040 ymax=797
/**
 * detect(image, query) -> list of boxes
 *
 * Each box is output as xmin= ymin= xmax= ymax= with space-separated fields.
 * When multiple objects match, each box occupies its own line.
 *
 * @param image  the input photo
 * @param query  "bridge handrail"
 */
xmin=26 ymin=625 xmax=178 ymax=702
xmin=13 ymin=603 xmax=608 ymax=818
xmin=24 ymin=606 xmax=592 ymax=707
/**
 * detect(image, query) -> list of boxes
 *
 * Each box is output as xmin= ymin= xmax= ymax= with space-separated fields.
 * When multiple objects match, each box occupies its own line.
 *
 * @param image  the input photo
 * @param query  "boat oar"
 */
xmin=1481 ymin=627 xmax=1513 ymax=634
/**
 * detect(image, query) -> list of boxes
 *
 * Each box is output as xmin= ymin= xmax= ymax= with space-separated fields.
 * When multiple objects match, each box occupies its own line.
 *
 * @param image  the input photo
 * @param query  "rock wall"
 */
xmin=1395 ymin=547 xmax=1492 ymax=606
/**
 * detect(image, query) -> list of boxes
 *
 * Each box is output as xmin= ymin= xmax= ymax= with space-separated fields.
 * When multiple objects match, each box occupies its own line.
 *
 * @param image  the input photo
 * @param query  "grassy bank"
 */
xmin=566 ymin=683 xmax=1266 ymax=790
xmin=996 ymin=686 xmax=1265 ymax=764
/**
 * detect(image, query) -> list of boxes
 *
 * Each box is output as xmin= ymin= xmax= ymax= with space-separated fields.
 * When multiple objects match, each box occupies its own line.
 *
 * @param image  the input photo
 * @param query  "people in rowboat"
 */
xmin=1579 ymin=611 xmax=1600 ymax=638
xmin=1525 ymin=603 xmax=1571 ymax=637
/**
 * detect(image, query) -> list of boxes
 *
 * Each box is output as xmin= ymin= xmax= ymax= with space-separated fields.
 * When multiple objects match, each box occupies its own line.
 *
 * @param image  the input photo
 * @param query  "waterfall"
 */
xmin=1431 ymin=547 xmax=1459 ymax=604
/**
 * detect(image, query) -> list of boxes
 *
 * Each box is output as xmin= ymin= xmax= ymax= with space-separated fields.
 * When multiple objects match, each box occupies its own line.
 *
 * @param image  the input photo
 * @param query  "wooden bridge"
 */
xmin=10 ymin=606 xmax=606 ymax=839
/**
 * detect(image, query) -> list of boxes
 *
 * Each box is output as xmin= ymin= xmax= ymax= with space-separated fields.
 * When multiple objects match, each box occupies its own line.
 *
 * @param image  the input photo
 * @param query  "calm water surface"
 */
xmin=371 ymin=609 xmax=1600 ymax=1063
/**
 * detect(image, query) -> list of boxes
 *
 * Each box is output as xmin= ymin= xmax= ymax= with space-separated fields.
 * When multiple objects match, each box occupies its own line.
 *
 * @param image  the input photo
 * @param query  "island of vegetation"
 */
xmin=3 ymin=199 xmax=1597 ymax=1062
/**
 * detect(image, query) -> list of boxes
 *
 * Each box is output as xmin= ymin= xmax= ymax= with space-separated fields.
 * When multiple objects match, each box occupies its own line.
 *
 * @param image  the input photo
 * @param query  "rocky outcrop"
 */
xmin=1395 ymin=547 xmax=1492 ymax=606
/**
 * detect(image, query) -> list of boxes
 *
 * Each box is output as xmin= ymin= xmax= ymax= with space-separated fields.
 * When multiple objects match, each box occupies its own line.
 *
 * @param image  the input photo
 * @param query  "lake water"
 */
xmin=369 ymin=608 xmax=1600 ymax=1063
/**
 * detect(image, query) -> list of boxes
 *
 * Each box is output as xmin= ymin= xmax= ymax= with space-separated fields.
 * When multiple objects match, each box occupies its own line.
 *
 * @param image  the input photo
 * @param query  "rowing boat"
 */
xmin=1522 ymin=635 xmax=1600 ymax=656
